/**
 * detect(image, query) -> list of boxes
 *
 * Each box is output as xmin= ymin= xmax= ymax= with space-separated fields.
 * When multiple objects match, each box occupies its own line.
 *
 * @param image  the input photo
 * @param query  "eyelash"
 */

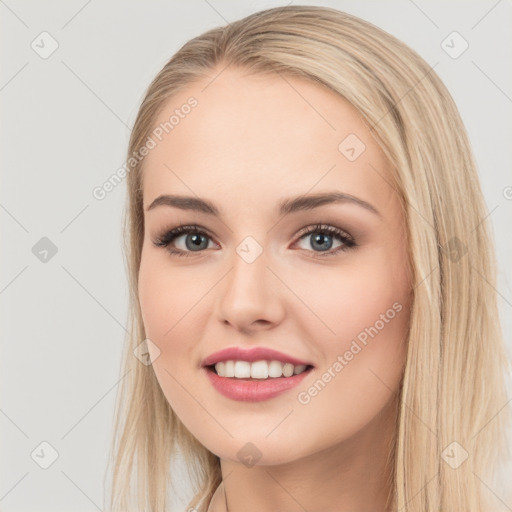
xmin=152 ymin=223 xmax=356 ymax=259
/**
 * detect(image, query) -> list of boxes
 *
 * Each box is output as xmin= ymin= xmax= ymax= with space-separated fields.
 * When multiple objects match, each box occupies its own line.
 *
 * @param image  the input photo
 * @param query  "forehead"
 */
xmin=141 ymin=67 xmax=394 ymax=213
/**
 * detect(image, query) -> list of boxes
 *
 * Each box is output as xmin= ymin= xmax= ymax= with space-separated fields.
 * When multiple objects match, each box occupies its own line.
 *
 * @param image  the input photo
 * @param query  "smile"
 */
xmin=203 ymin=363 xmax=314 ymax=402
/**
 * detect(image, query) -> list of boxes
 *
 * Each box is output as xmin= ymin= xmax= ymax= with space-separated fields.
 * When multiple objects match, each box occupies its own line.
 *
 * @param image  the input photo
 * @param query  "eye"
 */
xmin=152 ymin=225 xmax=216 ymax=257
xmin=152 ymin=223 xmax=356 ymax=258
xmin=294 ymin=223 xmax=356 ymax=258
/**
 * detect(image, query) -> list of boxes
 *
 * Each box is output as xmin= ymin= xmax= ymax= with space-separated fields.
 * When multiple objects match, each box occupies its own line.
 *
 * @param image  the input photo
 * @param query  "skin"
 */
xmin=138 ymin=66 xmax=412 ymax=512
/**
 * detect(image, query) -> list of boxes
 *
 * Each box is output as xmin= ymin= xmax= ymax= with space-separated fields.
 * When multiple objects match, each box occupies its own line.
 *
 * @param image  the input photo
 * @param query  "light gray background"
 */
xmin=1 ymin=1 xmax=511 ymax=511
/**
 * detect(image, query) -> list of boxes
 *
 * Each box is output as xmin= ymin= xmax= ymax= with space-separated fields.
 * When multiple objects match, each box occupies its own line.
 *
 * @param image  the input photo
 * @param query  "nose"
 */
xmin=216 ymin=241 xmax=285 ymax=333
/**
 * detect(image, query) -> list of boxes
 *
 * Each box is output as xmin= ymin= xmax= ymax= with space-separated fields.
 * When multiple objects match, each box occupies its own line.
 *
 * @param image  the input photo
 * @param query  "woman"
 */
xmin=106 ymin=6 xmax=511 ymax=511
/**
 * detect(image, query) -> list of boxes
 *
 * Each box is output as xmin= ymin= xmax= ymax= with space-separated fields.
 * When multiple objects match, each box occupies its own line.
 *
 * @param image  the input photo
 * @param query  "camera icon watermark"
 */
xmin=134 ymin=338 xmax=161 ymax=365
xmin=31 ymin=441 xmax=59 ymax=469
xmin=237 ymin=442 xmax=262 ymax=468
xmin=31 ymin=31 xmax=59 ymax=59
xmin=32 ymin=237 xmax=58 ymax=263
xmin=442 ymin=236 xmax=468 ymax=263
xmin=338 ymin=133 xmax=366 ymax=162
xmin=441 ymin=31 xmax=469 ymax=59
xmin=236 ymin=236 xmax=263 ymax=263
xmin=441 ymin=441 xmax=469 ymax=469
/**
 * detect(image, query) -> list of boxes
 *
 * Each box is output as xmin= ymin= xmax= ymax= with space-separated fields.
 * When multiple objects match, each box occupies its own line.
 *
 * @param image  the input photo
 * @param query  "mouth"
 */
xmin=203 ymin=363 xmax=315 ymax=402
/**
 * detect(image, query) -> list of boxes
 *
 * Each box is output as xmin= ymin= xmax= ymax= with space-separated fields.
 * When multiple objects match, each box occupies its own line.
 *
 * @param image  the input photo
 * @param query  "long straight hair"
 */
xmin=104 ymin=6 xmax=511 ymax=511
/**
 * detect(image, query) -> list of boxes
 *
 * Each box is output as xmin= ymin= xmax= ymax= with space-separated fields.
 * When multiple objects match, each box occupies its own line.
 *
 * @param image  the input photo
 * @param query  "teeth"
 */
xmin=269 ymin=360 xmax=283 ymax=378
xmin=224 ymin=361 xmax=234 ymax=377
xmin=250 ymin=360 xmax=268 ymax=379
xmin=213 ymin=360 xmax=309 ymax=379
xmin=234 ymin=360 xmax=251 ymax=378
xmin=293 ymin=364 xmax=307 ymax=375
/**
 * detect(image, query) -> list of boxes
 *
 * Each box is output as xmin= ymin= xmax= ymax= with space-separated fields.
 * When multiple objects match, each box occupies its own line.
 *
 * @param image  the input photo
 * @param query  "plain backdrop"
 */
xmin=1 ymin=1 xmax=511 ymax=511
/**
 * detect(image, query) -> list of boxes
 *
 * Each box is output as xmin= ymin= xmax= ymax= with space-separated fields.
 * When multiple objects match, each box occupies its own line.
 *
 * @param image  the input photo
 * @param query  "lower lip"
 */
xmin=203 ymin=366 xmax=313 ymax=402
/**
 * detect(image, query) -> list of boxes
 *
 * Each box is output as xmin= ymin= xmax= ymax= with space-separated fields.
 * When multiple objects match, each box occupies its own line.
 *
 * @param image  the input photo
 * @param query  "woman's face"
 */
xmin=138 ymin=67 xmax=412 ymax=465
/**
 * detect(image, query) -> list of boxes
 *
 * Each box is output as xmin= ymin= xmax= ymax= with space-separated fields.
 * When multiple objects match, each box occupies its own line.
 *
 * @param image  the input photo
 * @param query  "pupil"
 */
xmin=313 ymin=233 xmax=332 ymax=251
xmin=187 ymin=234 xmax=207 ymax=250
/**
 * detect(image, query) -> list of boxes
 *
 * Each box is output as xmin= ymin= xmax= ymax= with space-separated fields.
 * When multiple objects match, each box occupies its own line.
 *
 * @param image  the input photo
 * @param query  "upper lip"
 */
xmin=201 ymin=346 xmax=314 ymax=368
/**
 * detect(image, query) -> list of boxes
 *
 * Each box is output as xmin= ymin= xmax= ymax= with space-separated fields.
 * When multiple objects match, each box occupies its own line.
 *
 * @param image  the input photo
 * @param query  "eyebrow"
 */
xmin=146 ymin=191 xmax=381 ymax=218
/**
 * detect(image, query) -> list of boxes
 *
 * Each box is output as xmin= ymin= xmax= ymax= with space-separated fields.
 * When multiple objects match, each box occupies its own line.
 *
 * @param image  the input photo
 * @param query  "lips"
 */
xmin=203 ymin=365 xmax=314 ymax=401
xmin=201 ymin=346 xmax=314 ymax=368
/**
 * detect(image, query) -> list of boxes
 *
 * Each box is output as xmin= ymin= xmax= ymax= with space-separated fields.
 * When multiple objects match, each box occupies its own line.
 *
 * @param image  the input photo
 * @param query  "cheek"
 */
xmin=289 ymin=267 xmax=409 ymax=446
xmin=138 ymin=254 xmax=192 ymax=382
xmin=297 ymin=253 xmax=410 ymax=400
xmin=138 ymin=255 xmax=196 ymax=410
xmin=138 ymin=253 xmax=203 ymax=341
xmin=137 ymin=252 xmax=215 ymax=397
xmin=299 ymin=255 xmax=409 ymax=349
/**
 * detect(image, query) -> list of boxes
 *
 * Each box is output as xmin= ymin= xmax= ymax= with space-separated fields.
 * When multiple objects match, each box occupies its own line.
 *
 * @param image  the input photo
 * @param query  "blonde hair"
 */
xmin=104 ymin=6 xmax=511 ymax=511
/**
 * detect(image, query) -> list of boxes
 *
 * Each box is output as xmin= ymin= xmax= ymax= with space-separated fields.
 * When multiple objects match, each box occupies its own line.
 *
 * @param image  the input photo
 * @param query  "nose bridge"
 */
xmin=235 ymin=234 xmax=266 ymax=266
xmin=227 ymin=234 xmax=270 ymax=296
xmin=217 ymin=233 xmax=284 ymax=329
